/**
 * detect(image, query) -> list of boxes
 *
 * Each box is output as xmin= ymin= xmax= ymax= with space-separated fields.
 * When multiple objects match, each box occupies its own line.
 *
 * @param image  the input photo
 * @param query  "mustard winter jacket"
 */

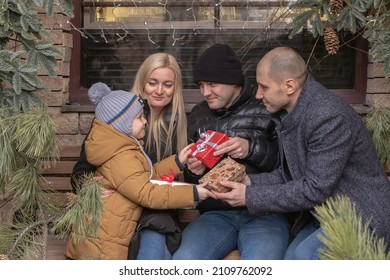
xmin=65 ymin=119 xmax=195 ymax=260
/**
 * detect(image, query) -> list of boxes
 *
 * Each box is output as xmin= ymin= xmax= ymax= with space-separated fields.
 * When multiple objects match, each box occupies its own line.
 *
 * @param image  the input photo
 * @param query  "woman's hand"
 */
xmin=94 ymin=175 xmax=116 ymax=198
xmin=101 ymin=187 xmax=116 ymax=198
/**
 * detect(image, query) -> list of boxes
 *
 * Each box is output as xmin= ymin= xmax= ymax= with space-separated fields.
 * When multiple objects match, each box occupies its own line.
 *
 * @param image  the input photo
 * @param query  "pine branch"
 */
xmin=7 ymin=216 xmax=52 ymax=259
xmin=315 ymin=195 xmax=390 ymax=260
xmin=0 ymin=206 xmax=55 ymax=260
xmin=51 ymin=173 xmax=105 ymax=243
xmin=289 ymin=0 xmax=390 ymax=77
xmin=0 ymin=0 xmax=72 ymax=260
xmin=0 ymin=109 xmax=18 ymax=190
xmin=364 ymin=107 xmax=390 ymax=168
xmin=10 ymin=107 xmax=60 ymax=160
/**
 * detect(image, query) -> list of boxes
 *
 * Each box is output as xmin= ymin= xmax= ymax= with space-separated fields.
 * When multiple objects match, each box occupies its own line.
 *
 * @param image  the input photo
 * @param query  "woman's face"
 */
xmin=143 ymin=67 xmax=175 ymax=111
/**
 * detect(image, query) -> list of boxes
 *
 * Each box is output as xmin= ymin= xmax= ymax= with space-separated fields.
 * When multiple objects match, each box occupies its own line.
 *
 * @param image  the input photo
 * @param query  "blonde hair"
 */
xmin=131 ymin=52 xmax=187 ymax=161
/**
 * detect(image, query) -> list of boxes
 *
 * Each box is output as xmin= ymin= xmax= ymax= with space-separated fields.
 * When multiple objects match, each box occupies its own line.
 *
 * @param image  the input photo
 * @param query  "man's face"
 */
xmin=255 ymin=61 xmax=291 ymax=113
xmin=198 ymin=82 xmax=239 ymax=110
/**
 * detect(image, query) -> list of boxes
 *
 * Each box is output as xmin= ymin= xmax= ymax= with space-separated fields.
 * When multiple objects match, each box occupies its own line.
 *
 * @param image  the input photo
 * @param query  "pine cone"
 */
xmin=65 ymin=192 xmax=76 ymax=203
xmin=330 ymin=0 xmax=344 ymax=16
xmin=324 ymin=27 xmax=340 ymax=55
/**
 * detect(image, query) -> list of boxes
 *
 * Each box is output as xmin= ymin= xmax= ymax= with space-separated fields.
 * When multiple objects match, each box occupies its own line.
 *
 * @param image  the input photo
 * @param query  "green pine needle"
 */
xmin=8 ymin=164 xmax=44 ymax=211
xmin=51 ymin=173 xmax=105 ymax=243
xmin=10 ymin=107 xmax=60 ymax=161
xmin=0 ymin=110 xmax=18 ymax=189
xmin=315 ymin=195 xmax=390 ymax=260
xmin=0 ymin=0 xmax=69 ymax=260
xmin=0 ymin=214 xmax=49 ymax=260
xmin=364 ymin=107 xmax=390 ymax=169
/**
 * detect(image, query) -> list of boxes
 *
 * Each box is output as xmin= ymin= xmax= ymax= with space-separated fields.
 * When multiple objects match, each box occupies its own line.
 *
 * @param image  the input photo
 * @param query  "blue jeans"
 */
xmin=137 ymin=229 xmax=172 ymax=260
xmin=172 ymin=210 xmax=290 ymax=260
xmin=284 ymin=219 xmax=324 ymax=260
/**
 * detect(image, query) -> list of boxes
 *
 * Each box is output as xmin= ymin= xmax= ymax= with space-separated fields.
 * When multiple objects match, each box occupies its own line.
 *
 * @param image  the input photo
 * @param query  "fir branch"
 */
xmin=289 ymin=0 xmax=390 ymax=77
xmin=43 ymin=0 xmax=54 ymax=17
xmin=315 ymin=195 xmax=390 ymax=260
xmin=1 ymin=89 xmax=46 ymax=112
xmin=36 ymin=52 xmax=58 ymax=76
xmin=51 ymin=173 xmax=105 ymax=243
xmin=58 ymin=0 xmax=74 ymax=18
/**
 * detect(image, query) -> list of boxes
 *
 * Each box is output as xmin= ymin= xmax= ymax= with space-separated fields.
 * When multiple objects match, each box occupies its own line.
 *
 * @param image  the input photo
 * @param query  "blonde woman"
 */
xmin=71 ymin=53 xmax=190 ymax=259
xmin=131 ymin=52 xmax=188 ymax=164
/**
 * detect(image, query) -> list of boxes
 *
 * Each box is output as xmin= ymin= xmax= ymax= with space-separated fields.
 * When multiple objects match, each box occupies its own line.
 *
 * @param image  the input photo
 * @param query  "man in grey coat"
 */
xmin=212 ymin=46 xmax=390 ymax=259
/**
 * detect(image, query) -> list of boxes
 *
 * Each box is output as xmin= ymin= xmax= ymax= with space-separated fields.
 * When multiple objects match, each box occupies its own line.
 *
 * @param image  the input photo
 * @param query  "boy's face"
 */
xmin=132 ymin=109 xmax=147 ymax=139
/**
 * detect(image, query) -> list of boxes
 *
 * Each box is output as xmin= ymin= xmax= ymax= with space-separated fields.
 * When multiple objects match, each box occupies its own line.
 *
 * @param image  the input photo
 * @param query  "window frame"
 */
xmin=69 ymin=1 xmax=368 ymax=105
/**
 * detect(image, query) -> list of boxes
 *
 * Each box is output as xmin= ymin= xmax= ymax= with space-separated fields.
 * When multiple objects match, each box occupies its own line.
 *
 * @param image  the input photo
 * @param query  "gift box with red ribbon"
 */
xmin=189 ymin=130 xmax=229 ymax=169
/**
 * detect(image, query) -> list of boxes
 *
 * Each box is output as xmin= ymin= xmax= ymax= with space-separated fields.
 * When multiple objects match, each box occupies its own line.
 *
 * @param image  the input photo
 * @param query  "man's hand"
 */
xmin=211 ymin=180 xmax=247 ymax=207
xmin=214 ymin=137 xmax=249 ymax=159
xmin=186 ymin=157 xmax=206 ymax=175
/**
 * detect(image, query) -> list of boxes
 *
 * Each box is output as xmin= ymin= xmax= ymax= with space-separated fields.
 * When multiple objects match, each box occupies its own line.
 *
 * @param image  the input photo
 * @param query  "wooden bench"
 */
xmin=42 ymin=145 xmax=240 ymax=260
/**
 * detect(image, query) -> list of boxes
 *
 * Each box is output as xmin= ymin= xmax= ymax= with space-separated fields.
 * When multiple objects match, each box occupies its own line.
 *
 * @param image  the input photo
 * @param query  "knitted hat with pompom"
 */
xmin=88 ymin=82 xmax=143 ymax=136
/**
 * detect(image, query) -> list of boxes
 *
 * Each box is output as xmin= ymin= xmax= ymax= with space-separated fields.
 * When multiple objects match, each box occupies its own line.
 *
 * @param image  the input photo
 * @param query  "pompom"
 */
xmin=88 ymin=82 xmax=112 ymax=105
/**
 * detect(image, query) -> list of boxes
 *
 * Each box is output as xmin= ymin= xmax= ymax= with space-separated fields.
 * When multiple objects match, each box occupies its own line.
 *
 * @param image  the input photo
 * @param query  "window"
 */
xmin=69 ymin=1 xmax=367 ymax=105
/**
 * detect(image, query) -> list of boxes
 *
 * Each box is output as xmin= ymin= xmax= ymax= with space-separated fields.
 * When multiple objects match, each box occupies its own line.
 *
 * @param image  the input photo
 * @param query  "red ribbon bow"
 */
xmin=160 ymin=168 xmax=175 ymax=183
xmin=192 ymin=131 xmax=217 ymax=156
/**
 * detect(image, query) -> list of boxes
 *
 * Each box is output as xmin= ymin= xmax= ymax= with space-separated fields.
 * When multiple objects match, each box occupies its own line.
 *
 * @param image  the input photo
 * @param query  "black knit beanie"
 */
xmin=193 ymin=43 xmax=244 ymax=86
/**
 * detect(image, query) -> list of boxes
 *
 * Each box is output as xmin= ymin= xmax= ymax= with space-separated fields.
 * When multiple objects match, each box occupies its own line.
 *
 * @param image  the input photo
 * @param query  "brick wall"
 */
xmin=366 ymin=62 xmax=390 ymax=107
xmin=40 ymin=11 xmax=390 ymax=147
xmin=39 ymin=8 xmax=91 ymax=146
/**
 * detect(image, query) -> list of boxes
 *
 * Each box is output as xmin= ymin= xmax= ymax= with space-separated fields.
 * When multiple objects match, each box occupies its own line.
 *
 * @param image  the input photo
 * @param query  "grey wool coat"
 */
xmin=246 ymin=74 xmax=390 ymax=246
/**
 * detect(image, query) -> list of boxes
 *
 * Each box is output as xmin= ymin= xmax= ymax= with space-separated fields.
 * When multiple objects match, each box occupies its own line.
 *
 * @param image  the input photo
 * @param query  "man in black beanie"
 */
xmin=172 ymin=44 xmax=290 ymax=260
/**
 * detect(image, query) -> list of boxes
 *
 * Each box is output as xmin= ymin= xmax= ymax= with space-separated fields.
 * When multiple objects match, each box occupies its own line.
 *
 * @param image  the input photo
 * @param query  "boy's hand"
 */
xmin=196 ymin=181 xmax=216 ymax=201
xmin=178 ymin=143 xmax=195 ymax=165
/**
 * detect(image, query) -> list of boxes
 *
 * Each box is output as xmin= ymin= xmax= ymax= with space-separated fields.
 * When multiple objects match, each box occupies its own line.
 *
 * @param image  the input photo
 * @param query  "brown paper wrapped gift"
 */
xmin=199 ymin=157 xmax=246 ymax=193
